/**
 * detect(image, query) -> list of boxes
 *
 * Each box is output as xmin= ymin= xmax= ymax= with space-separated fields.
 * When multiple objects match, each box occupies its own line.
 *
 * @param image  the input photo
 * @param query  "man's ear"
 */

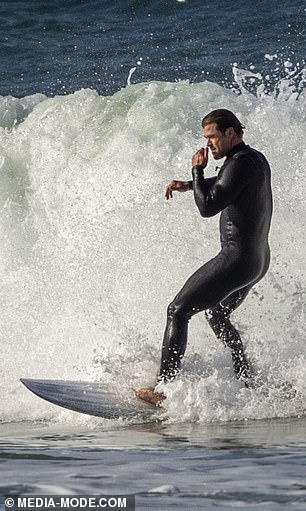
xmin=225 ymin=126 xmax=235 ymax=138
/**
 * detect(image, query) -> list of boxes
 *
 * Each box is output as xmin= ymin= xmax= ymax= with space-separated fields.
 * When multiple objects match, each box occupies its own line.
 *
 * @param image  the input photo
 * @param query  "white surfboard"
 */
xmin=20 ymin=378 xmax=160 ymax=420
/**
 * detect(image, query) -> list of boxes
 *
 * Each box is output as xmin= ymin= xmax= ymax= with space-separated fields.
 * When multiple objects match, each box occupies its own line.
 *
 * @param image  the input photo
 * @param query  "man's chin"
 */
xmin=212 ymin=151 xmax=223 ymax=160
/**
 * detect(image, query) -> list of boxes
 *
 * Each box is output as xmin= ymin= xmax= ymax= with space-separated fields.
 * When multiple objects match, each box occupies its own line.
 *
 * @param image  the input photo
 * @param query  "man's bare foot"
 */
xmin=134 ymin=386 xmax=165 ymax=407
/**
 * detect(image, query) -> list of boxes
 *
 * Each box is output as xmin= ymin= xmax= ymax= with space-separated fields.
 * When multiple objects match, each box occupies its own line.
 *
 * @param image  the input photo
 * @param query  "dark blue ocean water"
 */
xmin=1 ymin=0 xmax=305 ymax=97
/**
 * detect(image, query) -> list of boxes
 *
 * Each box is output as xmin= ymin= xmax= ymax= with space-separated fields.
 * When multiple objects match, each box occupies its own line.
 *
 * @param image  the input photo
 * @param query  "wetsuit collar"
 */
xmin=225 ymin=142 xmax=247 ymax=160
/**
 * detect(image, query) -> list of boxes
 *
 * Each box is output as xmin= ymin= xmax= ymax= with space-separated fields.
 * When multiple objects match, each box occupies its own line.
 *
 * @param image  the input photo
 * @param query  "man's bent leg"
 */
xmin=158 ymin=301 xmax=194 ymax=382
xmin=205 ymin=288 xmax=252 ymax=384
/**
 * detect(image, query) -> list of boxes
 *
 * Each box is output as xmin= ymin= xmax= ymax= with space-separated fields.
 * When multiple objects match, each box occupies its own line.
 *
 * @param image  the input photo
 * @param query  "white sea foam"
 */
xmin=0 ymin=69 xmax=305 ymax=423
xmin=0 ymin=93 xmax=46 ymax=129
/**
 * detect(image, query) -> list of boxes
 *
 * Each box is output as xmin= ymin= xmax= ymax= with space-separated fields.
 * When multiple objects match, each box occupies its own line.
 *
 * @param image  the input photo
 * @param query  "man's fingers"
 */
xmin=165 ymin=185 xmax=172 ymax=200
xmin=165 ymin=180 xmax=188 ymax=199
xmin=192 ymin=146 xmax=209 ymax=167
xmin=165 ymin=182 xmax=175 ymax=199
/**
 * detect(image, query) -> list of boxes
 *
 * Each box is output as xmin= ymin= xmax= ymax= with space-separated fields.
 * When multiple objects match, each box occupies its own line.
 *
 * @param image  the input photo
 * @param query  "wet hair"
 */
xmin=201 ymin=109 xmax=245 ymax=137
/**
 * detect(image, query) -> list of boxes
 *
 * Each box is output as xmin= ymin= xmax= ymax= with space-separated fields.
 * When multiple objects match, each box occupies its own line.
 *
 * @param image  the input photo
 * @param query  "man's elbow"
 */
xmin=194 ymin=191 xmax=221 ymax=217
xmin=197 ymin=205 xmax=216 ymax=218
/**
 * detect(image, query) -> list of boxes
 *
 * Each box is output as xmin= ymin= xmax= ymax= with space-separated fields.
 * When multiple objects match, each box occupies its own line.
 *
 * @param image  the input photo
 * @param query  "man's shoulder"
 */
xmin=219 ymin=146 xmax=269 ymax=186
xmin=232 ymin=145 xmax=269 ymax=170
xmin=223 ymin=146 xmax=255 ymax=169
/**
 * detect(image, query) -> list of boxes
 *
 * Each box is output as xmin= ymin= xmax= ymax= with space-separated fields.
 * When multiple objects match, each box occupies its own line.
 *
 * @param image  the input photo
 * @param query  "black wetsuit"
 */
xmin=159 ymin=142 xmax=273 ymax=384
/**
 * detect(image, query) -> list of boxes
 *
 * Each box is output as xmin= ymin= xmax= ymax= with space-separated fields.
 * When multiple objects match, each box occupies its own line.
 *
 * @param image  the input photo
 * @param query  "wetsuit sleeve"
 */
xmin=192 ymin=156 xmax=255 ymax=217
xmin=188 ymin=176 xmax=217 ymax=191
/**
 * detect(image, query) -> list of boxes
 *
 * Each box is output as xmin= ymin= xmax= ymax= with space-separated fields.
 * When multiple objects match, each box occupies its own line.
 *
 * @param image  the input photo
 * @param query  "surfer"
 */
xmin=135 ymin=109 xmax=273 ymax=406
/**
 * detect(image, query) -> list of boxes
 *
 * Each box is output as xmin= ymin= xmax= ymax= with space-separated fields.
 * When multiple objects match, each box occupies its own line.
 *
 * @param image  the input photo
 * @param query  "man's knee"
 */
xmin=167 ymin=299 xmax=195 ymax=322
xmin=205 ymin=304 xmax=226 ymax=325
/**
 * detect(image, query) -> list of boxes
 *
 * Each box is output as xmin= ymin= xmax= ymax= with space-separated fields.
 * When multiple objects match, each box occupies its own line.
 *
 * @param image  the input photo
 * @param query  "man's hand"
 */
xmin=165 ymin=180 xmax=190 ymax=200
xmin=192 ymin=147 xmax=209 ymax=168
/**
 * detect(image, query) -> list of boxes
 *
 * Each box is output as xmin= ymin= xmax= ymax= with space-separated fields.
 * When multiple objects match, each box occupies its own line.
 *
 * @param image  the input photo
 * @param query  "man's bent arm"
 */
xmin=192 ymin=156 xmax=255 ymax=217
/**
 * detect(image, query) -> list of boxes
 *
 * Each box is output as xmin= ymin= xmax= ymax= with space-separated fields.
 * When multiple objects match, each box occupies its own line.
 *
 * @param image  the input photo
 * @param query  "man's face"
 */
xmin=203 ymin=123 xmax=232 ymax=160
